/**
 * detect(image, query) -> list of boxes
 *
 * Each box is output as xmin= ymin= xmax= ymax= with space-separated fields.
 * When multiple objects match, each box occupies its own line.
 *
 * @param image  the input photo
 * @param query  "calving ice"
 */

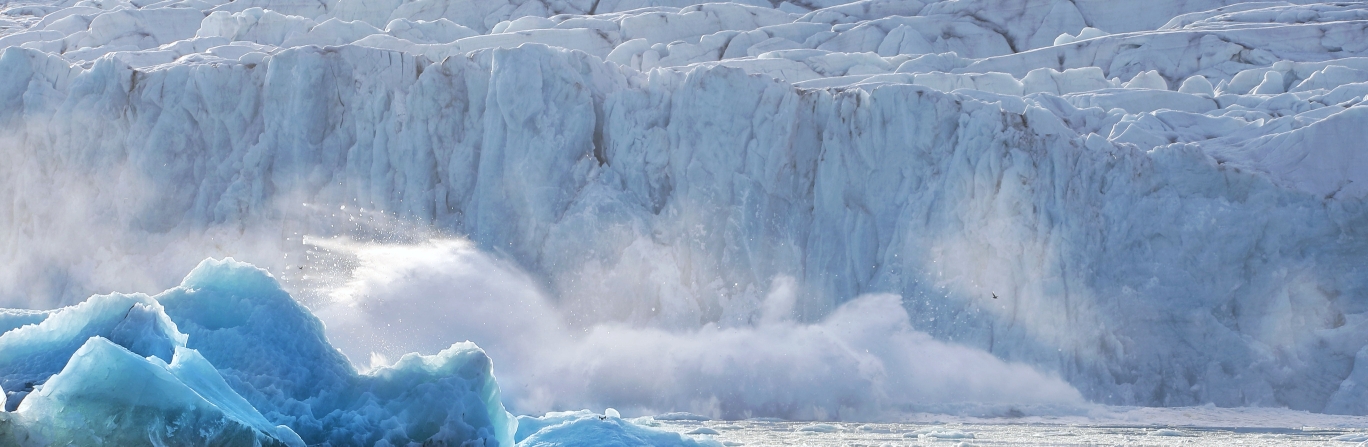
xmin=1 ymin=0 xmax=1367 ymax=443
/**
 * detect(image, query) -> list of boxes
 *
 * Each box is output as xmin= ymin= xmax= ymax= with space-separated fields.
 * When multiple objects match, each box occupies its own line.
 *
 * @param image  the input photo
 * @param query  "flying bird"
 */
xmin=992 ymin=292 xmax=998 ymax=299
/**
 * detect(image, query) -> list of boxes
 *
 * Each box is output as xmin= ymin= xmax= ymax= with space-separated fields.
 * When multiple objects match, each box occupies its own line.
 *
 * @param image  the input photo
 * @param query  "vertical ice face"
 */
xmin=1 ymin=0 xmax=1368 ymax=418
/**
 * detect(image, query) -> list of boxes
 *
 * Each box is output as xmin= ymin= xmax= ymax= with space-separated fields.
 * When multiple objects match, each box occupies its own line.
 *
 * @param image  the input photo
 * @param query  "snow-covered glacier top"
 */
xmin=2 ymin=0 xmax=1368 ymax=427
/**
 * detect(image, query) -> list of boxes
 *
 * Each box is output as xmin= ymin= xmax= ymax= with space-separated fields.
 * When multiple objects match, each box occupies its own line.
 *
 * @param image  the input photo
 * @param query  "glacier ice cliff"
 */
xmin=1 ymin=0 xmax=1367 ymax=419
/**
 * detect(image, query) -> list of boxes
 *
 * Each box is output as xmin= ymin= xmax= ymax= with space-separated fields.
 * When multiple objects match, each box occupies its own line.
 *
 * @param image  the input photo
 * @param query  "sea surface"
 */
xmin=641 ymin=407 xmax=1368 ymax=446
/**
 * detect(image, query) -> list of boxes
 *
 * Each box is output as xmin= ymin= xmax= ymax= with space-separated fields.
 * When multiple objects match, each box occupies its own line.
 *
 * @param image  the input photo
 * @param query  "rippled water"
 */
xmin=638 ymin=408 xmax=1368 ymax=446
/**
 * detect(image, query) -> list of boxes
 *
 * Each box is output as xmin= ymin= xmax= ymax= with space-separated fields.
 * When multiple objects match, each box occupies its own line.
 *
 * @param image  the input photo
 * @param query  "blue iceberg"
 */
xmin=0 ymin=258 xmax=513 ymax=446
xmin=516 ymin=411 xmax=721 ymax=447
xmin=0 ymin=258 xmax=725 ymax=446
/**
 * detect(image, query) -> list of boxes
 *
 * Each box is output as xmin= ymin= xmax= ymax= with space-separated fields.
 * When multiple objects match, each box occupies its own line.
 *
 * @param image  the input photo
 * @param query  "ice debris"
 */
xmin=516 ymin=411 xmax=722 ymax=447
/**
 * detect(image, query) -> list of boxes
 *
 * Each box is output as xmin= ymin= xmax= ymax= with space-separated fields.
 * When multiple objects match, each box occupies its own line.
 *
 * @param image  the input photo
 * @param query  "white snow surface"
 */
xmin=1 ymin=0 xmax=1367 ymax=425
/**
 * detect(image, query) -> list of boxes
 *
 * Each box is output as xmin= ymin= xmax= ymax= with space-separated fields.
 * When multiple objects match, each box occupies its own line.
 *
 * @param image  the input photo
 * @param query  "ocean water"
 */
xmin=650 ymin=420 xmax=1368 ymax=446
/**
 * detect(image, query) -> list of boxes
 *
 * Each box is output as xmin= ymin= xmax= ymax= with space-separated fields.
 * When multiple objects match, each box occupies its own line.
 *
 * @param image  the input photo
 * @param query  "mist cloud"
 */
xmin=310 ymin=237 xmax=1087 ymax=420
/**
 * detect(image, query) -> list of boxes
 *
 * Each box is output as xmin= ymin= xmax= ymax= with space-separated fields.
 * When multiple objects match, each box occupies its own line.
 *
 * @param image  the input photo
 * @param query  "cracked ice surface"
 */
xmin=1 ymin=0 xmax=1368 ymax=426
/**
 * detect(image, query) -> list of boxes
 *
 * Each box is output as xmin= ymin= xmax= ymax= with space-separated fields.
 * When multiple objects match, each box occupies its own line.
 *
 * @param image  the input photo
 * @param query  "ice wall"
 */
xmin=1 ymin=0 xmax=1367 ymax=416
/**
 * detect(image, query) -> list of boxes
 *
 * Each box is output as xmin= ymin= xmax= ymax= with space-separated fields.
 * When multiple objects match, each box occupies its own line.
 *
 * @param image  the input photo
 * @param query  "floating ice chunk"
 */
xmin=516 ymin=410 xmax=597 ymax=442
xmin=798 ymin=423 xmax=841 ymax=432
xmin=921 ymin=430 xmax=975 ymax=439
xmin=367 ymin=343 xmax=518 ymax=445
xmin=906 ymin=426 xmax=975 ymax=439
xmin=516 ymin=411 xmax=722 ymax=446
xmin=0 ymin=258 xmax=519 ymax=445
xmin=156 ymin=258 xmax=516 ymax=447
xmin=1332 ymin=433 xmax=1368 ymax=442
xmin=1149 ymin=428 xmax=1192 ymax=436
xmin=653 ymin=412 xmax=711 ymax=421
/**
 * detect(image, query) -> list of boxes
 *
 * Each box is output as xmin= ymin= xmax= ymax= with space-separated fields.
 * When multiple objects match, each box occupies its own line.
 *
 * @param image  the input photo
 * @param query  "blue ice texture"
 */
xmin=0 ymin=258 xmax=702 ymax=446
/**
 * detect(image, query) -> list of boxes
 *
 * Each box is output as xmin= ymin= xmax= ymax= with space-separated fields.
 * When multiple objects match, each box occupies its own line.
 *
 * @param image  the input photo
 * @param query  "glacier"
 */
xmin=1 ymin=0 xmax=1367 ymax=435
